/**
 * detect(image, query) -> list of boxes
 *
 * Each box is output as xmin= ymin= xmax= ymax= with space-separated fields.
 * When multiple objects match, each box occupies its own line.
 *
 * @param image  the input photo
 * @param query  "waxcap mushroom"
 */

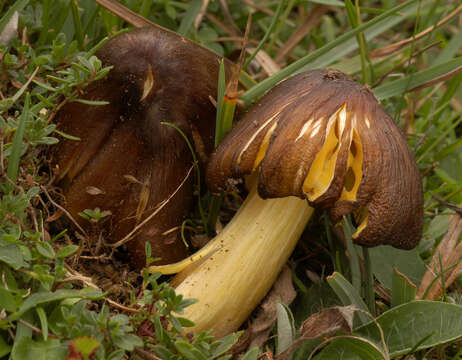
xmin=51 ymin=27 xmax=231 ymax=269
xmin=207 ymin=69 xmax=423 ymax=249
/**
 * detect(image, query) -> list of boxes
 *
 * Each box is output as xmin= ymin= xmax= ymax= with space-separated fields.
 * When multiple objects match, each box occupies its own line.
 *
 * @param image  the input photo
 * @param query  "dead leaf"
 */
xmin=85 ymin=186 xmax=105 ymax=195
xmin=248 ymin=266 xmax=296 ymax=349
xmin=46 ymin=209 xmax=64 ymax=223
xmin=417 ymin=209 xmax=462 ymax=300
xmin=0 ymin=11 xmax=18 ymax=45
xmin=298 ymin=306 xmax=354 ymax=339
xmin=276 ymin=306 xmax=355 ymax=360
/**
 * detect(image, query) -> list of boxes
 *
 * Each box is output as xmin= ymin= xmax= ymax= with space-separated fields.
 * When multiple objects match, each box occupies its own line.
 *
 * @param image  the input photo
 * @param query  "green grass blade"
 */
xmin=7 ymin=93 xmax=30 ymax=183
xmin=70 ymin=0 xmax=85 ymax=49
xmin=391 ymin=268 xmax=416 ymax=308
xmin=243 ymin=0 xmax=286 ymax=70
xmin=327 ymin=272 xmax=370 ymax=325
xmin=432 ymin=27 xmax=462 ymax=66
xmin=139 ymin=0 xmax=154 ymax=18
xmin=214 ymin=60 xmax=227 ymax=147
xmin=177 ymin=0 xmax=203 ymax=37
xmin=37 ymin=0 xmax=51 ymax=46
xmin=240 ymin=0 xmax=418 ymax=105
xmin=363 ymin=248 xmax=376 ymax=315
xmin=342 ymin=217 xmax=361 ymax=295
xmin=374 ymin=56 xmax=462 ymax=100
xmin=0 ymin=0 xmax=28 ymax=35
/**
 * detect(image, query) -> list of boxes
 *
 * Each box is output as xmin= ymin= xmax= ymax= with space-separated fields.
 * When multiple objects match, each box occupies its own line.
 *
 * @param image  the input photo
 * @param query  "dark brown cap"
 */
xmin=207 ymin=69 xmax=423 ymax=249
xmin=51 ymin=27 xmax=231 ymax=268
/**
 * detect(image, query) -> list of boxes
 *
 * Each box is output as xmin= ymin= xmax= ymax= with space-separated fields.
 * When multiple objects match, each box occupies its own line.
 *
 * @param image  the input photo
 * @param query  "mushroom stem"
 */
xmin=149 ymin=182 xmax=313 ymax=337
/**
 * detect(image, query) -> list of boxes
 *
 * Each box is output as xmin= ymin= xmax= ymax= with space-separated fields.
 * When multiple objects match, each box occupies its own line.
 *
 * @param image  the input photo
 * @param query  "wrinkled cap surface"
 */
xmin=207 ymin=69 xmax=423 ymax=249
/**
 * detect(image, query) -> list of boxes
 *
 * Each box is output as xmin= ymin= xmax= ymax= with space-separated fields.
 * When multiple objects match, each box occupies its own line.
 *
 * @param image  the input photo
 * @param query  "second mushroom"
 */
xmin=151 ymin=69 xmax=423 ymax=337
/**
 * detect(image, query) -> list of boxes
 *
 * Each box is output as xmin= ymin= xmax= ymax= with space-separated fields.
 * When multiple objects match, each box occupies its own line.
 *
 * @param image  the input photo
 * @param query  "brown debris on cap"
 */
xmin=207 ymin=69 xmax=423 ymax=250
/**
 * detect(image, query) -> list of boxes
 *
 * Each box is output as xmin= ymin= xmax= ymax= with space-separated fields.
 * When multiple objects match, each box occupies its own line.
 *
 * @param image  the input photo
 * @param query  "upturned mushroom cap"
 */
xmin=51 ymin=27 xmax=231 ymax=268
xmin=207 ymin=69 xmax=423 ymax=249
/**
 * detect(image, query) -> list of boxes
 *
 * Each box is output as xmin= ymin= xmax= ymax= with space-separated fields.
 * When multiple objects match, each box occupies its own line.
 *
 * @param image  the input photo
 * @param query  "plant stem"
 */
xmin=363 ymin=247 xmax=376 ymax=315
xmin=343 ymin=217 xmax=362 ymax=295
xmin=151 ymin=182 xmax=313 ymax=337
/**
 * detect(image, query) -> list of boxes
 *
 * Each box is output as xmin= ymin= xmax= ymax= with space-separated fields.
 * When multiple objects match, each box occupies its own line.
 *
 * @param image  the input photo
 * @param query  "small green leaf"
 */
xmin=36 ymin=242 xmax=55 ymax=259
xmin=0 ymin=286 xmax=18 ymax=312
xmin=0 ymin=243 xmax=25 ymax=269
xmin=174 ymin=340 xmax=207 ymax=360
xmin=56 ymin=245 xmax=79 ymax=259
xmin=177 ymin=0 xmax=203 ymax=36
xmin=241 ymin=347 xmax=259 ymax=360
xmin=327 ymin=272 xmax=370 ymax=325
xmin=7 ymin=93 xmax=30 ymax=183
xmin=368 ymin=246 xmax=426 ymax=290
xmin=3 ymin=289 xmax=103 ymax=324
xmin=391 ymin=268 xmax=416 ymax=307
xmin=313 ymin=336 xmax=387 ymax=360
xmin=176 ymin=316 xmax=195 ymax=328
xmin=112 ymin=333 xmax=143 ymax=351
xmin=68 ymin=336 xmax=99 ymax=360
xmin=36 ymin=307 xmax=48 ymax=341
xmin=0 ymin=334 xmax=12 ymax=357
xmin=276 ymin=303 xmax=295 ymax=355
xmin=11 ymin=337 xmax=67 ymax=360
xmin=211 ymin=333 xmax=240 ymax=358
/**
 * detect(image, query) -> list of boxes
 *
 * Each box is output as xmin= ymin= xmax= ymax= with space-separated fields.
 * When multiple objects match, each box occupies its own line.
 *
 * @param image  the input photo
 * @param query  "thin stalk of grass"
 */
xmin=342 ymin=216 xmax=361 ymax=295
xmin=70 ymin=0 xmax=85 ymax=49
xmin=354 ymin=0 xmax=373 ymax=84
xmin=421 ymin=258 xmax=462 ymax=299
xmin=180 ymin=219 xmax=194 ymax=248
xmin=214 ymin=60 xmax=227 ymax=147
xmin=240 ymin=0 xmax=418 ymax=106
xmin=267 ymin=0 xmax=296 ymax=51
xmin=160 ymin=122 xmax=208 ymax=235
xmin=392 ymin=0 xmax=423 ymax=121
xmin=450 ymin=347 xmax=462 ymax=360
xmin=177 ymin=0 xmax=202 ymax=36
xmin=362 ymin=247 xmax=376 ymax=315
xmin=435 ymin=139 xmax=462 ymax=163
xmin=0 ymin=0 xmax=28 ymax=35
xmin=345 ymin=0 xmax=370 ymax=84
xmin=206 ymin=196 xmax=222 ymax=236
xmin=418 ymin=111 xmax=462 ymax=163
xmin=433 ymin=73 xmax=462 ymax=121
xmin=7 ymin=93 xmax=30 ymax=184
xmin=438 ymin=252 xmax=447 ymax=302
xmin=208 ymin=61 xmax=237 ymax=235
xmin=83 ymin=6 xmax=100 ymax=38
xmin=37 ymin=0 xmax=51 ymax=46
xmin=324 ymin=215 xmax=338 ymax=272
xmin=374 ymin=57 xmax=462 ymax=100
xmin=420 ymin=0 xmax=441 ymax=30
xmin=243 ymin=0 xmax=286 ymax=70
xmin=138 ymin=0 xmax=154 ymax=18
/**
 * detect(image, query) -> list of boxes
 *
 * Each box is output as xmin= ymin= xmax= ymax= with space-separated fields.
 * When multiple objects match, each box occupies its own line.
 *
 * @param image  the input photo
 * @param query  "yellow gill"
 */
xmin=251 ymin=121 xmax=278 ymax=171
xmin=302 ymin=103 xmax=347 ymax=201
xmin=338 ymin=125 xmax=363 ymax=202
xmin=352 ymin=207 xmax=369 ymax=239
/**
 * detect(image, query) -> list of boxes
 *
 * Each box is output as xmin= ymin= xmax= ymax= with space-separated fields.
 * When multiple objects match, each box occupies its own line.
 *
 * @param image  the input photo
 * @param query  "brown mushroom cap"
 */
xmin=51 ymin=27 xmax=231 ymax=268
xmin=207 ymin=69 xmax=423 ymax=249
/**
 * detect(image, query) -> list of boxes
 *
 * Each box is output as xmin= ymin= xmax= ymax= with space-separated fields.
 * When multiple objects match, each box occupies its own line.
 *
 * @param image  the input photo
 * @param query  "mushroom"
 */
xmin=51 ymin=27 xmax=231 ymax=269
xmin=150 ymin=69 xmax=423 ymax=337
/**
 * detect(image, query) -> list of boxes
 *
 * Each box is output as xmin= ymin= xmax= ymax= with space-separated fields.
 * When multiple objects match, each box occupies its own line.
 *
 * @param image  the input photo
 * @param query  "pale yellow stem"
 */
xmin=163 ymin=184 xmax=314 ymax=337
